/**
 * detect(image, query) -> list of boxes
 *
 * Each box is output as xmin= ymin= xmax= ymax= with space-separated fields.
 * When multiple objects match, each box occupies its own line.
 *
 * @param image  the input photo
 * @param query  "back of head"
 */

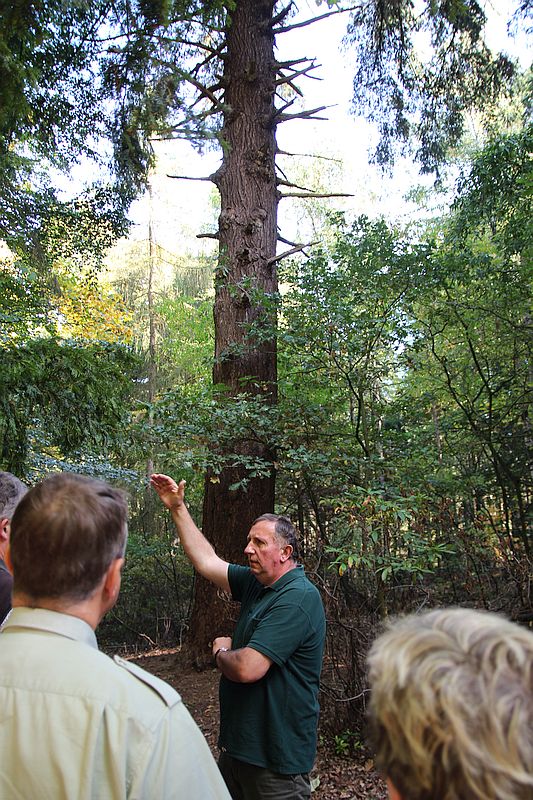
xmin=0 ymin=472 xmax=28 ymax=520
xmin=367 ymin=607 xmax=533 ymax=800
xmin=10 ymin=472 xmax=128 ymax=602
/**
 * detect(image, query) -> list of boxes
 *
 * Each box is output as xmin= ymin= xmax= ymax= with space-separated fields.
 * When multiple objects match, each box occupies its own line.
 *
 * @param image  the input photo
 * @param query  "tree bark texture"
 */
xmin=189 ymin=0 xmax=279 ymax=662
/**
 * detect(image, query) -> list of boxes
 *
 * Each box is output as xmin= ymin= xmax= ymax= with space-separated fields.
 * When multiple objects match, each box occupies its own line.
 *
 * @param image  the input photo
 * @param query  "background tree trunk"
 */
xmin=189 ymin=0 xmax=278 ymax=663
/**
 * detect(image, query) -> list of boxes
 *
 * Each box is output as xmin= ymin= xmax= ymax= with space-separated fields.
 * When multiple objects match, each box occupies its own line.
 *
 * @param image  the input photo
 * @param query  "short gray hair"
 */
xmin=0 ymin=472 xmax=28 ymax=520
xmin=253 ymin=513 xmax=300 ymax=561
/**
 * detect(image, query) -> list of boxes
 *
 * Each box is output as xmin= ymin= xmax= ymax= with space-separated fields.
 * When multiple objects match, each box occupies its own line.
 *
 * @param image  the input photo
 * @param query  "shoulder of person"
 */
xmin=228 ymin=563 xmax=251 ymax=581
xmin=113 ymin=655 xmax=182 ymax=708
xmin=286 ymin=567 xmax=320 ymax=592
xmin=288 ymin=571 xmax=326 ymax=612
xmin=0 ymin=561 xmax=12 ymax=577
xmin=228 ymin=562 xmax=257 ymax=595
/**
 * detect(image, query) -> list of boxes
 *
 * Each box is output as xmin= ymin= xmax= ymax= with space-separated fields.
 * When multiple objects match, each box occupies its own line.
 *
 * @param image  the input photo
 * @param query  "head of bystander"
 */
xmin=0 ymin=471 xmax=28 ymax=621
xmin=367 ymin=607 xmax=533 ymax=800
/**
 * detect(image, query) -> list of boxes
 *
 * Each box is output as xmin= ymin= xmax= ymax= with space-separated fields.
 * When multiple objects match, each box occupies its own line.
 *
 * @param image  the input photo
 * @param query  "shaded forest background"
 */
xmin=0 ymin=0 xmax=531 ymax=745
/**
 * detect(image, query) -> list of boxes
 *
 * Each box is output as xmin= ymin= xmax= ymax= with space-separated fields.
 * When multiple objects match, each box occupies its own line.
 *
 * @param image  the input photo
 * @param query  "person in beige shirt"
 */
xmin=0 ymin=471 xmax=231 ymax=800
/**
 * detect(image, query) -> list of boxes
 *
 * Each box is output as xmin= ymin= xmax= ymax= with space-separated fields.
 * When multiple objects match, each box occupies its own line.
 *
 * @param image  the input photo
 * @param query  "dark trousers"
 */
xmin=218 ymin=752 xmax=311 ymax=800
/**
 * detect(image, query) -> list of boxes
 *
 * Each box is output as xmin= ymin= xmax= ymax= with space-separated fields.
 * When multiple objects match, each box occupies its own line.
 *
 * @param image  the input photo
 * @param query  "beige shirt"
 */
xmin=0 ymin=608 xmax=231 ymax=800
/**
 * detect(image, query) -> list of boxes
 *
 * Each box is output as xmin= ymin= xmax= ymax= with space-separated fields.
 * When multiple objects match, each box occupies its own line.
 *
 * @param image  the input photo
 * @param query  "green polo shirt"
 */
xmin=218 ymin=564 xmax=326 ymax=774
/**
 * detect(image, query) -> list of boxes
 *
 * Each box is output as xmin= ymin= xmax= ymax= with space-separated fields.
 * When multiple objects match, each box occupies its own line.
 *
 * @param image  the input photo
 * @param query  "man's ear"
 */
xmin=386 ymin=777 xmax=403 ymax=800
xmin=102 ymin=557 xmax=124 ymax=609
xmin=280 ymin=544 xmax=293 ymax=563
xmin=0 ymin=518 xmax=9 ymax=543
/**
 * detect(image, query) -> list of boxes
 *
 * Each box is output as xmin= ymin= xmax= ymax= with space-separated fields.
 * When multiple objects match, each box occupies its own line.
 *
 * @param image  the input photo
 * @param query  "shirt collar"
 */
xmin=265 ymin=563 xmax=304 ymax=592
xmin=1 ymin=607 xmax=98 ymax=650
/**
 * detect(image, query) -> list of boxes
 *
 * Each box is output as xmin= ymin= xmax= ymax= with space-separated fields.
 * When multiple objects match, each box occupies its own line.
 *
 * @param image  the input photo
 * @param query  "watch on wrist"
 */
xmin=214 ymin=646 xmax=229 ymax=663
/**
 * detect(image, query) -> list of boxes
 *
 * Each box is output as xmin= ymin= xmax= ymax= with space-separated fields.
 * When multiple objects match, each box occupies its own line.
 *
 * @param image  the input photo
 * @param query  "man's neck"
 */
xmin=12 ymin=594 xmax=101 ymax=631
xmin=264 ymin=560 xmax=298 ymax=587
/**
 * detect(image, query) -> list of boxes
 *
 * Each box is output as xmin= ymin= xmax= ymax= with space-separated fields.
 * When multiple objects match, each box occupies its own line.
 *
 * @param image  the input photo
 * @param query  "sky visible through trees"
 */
xmin=84 ymin=0 xmax=528 ymax=269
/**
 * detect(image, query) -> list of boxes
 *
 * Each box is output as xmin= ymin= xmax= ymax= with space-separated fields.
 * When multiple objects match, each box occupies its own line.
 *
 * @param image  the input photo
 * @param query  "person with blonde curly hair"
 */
xmin=367 ymin=607 xmax=533 ymax=800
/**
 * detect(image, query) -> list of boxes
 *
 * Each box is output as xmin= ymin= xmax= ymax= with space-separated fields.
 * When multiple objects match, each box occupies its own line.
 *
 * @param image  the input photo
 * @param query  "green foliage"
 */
xmin=136 ymin=384 xmax=277 ymax=487
xmin=2 ymin=0 xmax=527 ymax=270
xmin=155 ymin=294 xmax=214 ymax=389
xmin=0 ymin=0 xmax=131 ymax=260
xmin=44 ymin=190 xmax=130 ymax=274
xmin=347 ymin=0 xmax=521 ymax=173
xmin=2 ymin=184 xmax=131 ymax=276
xmin=328 ymin=486 xmax=456 ymax=583
xmin=0 ymin=260 xmax=55 ymax=343
xmin=0 ymin=0 xmax=103 ymax=161
xmin=1 ymin=0 xmax=529 ymax=662
xmin=136 ymin=153 xmax=529 ymax=612
xmin=402 ymin=129 xmax=532 ymax=552
xmin=333 ymin=730 xmax=364 ymax=757
xmin=278 ymin=213 xmax=421 ymax=421
xmin=0 ymin=338 xmax=140 ymax=476
xmin=452 ymin=125 xmax=533 ymax=259
xmin=101 ymin=516 xmax=194 ymax=650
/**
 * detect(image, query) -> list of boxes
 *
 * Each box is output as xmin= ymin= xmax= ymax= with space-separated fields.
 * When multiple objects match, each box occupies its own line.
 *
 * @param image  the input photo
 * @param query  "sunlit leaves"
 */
xmin=57 ymin=283 xmax=134 ymax=343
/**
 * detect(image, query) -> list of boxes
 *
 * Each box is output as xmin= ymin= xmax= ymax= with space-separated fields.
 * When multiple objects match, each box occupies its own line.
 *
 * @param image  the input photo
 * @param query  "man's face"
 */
xmin=244 ymin=520 xmax=288 ymax=586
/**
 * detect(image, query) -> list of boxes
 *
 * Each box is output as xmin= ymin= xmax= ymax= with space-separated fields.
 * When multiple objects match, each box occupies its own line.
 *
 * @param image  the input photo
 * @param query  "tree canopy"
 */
xmin=1 ymin=0 xmax=531 ymax=663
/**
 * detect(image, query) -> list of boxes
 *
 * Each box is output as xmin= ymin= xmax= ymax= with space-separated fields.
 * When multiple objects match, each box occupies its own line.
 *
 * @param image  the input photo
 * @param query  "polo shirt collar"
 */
xmin=1 ymin=607 xmax=98 ymax=650
xmin=266 ymin=564 xmax=304 ymax=592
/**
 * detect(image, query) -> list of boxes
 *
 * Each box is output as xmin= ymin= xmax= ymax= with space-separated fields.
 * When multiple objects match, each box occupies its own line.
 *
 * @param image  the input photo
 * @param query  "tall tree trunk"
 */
xmin=143 ymin=182 xmax=159 ymax=534
xmin=146 ymin=181 xmax=157 ymax=480
xmin=188 ymin=0 xmax=278 ymax=663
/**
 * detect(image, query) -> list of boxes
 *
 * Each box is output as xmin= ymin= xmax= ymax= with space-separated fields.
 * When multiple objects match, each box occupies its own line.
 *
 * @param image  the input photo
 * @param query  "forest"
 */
xmin=0 ymin=0 xmax=531 ymax=753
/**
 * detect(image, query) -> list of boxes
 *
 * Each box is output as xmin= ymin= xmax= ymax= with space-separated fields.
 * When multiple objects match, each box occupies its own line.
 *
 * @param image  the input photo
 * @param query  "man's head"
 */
xmin=10 ymin=472 xmax=128 ymax=605
xmin=244 ymin=513 xmax=299 ymax=586
xmin=0 ymin=472 xmax=28 ymax=560
xmin=367 ymin=607 xmax=533 ymax=800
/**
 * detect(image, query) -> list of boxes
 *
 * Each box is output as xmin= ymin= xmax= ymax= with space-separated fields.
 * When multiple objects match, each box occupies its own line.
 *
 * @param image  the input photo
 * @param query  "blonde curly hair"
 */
xmin=367 ymin=607 xmax=533 ymax=800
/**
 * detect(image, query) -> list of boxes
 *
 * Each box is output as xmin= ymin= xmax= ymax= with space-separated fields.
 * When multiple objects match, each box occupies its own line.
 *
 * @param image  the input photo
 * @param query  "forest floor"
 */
xmin=131 ymin=648 xmax=388 ymax=800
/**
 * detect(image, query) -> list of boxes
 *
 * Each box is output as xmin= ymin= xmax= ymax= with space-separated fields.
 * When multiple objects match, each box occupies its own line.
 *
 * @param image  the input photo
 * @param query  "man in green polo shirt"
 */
xmin=151 ymin=473 xmax=326 ymax=800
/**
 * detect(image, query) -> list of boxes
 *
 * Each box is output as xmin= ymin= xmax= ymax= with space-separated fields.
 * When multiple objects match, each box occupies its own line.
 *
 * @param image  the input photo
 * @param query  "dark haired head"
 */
xmin=10 ymin=473 xmax=128 ymax=602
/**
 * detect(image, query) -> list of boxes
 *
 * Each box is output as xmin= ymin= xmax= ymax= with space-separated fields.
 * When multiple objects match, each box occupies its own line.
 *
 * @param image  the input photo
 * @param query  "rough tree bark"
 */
xmin=188 ymin=0 xmax=279 ymax=663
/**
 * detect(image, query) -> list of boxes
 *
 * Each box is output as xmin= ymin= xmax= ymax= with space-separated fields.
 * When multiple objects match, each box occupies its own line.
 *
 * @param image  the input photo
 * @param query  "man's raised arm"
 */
xmin=150 ymin=474 xmax=230 ymax=593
